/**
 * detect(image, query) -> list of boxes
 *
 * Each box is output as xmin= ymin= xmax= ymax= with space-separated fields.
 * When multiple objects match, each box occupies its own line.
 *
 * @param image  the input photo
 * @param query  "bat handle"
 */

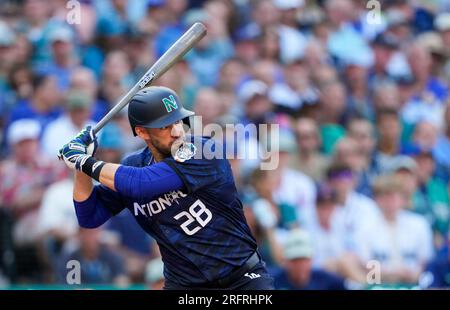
xmin=92 ymin=83 xmax=141 ymax=135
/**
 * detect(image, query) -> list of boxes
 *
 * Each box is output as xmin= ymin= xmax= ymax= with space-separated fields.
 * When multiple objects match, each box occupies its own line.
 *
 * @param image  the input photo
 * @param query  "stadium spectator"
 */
xmin=273 ymin=229 xmax=347 ymax=290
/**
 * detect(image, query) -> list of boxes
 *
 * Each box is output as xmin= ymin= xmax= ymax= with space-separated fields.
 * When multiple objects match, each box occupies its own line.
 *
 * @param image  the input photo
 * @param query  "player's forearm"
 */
xmin=99 ymin=163 xmax=120 ymax=191
xmin=74 ymin=170 xmax=94 ymax=202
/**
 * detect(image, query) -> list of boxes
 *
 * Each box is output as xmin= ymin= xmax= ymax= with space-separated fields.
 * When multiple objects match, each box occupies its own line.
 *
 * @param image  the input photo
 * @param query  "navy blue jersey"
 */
xmin=94 ymin=137 xmax=257 ymax=286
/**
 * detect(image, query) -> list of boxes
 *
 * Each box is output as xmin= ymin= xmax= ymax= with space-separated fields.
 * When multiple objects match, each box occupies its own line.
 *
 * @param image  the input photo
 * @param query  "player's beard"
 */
xmin=151 ymin=136 xmax=184 ymax=158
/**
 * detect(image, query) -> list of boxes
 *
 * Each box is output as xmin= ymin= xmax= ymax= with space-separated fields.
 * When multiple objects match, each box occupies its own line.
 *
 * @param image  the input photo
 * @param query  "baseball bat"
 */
xmin=93 ymin=22 xmax=207 ymax=134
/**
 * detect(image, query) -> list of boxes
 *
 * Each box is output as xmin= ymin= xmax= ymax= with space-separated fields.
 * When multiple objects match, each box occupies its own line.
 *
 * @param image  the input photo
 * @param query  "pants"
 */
xmin=164 ymin=261 xmax=274 ymax=290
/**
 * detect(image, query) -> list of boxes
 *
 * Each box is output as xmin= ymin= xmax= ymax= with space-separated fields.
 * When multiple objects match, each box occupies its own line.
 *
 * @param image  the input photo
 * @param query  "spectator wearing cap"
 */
xmin=235 ymin=79 xmax=273 ymax=126
xmin=17 ymin=0 xmax=67 ymax=67
xmin=36 ymin=171 xmax=79 ymax=276
xmin=266 ymin=128 xmax=317 ymax=230
xmin=307 ymin=183 xmax=343 ymax=269
xmin=326 ymin=0 xmax=372 ymax=70
xmin=404 ymin=145 xmax=450 ymax=248
xmin=245 ymin=167 xmax=297 ymax=267
xmin=269 ymin=60 xmax=319 ymax=116
xmin=416 ymin=32 xmax=449 ymax=81
xmin=41 ymin=90 xmax=95 ymax=158
xmin=94 ymin=0 xmax=137 ymax=49
xmin=332 ymin=136 xmax=373 ymax=197
xmin=401 ymin=43 xmax=448 ymax=128
xmin=341 ymin=49 xmax=374 ymax=121
xmin=371 ymin=32 xmax=410 ymax=84
xmin=435 ymin=12 xmax=450 ymax=56
xmin=145 ymin=257 xmax=165 ymax=290
xmin=326 ymin=163 xmax=380 ymax=254
xmin=384 ymin=8 xmax=413 ymax=44
xmin=57 ymin=227 xmax=130 ymax=285
xmin=35 ymin=27 xmax=79 ymax=91
xmin=235 ymin=0 xmax=280 ymax=54
xmin=274 ymin=0 xmax=309 ymax=64
xmin=273 ymin=229 xmax=346 ymax=290
xmin=234 ymin=15 xmax=266 ymax=66
xmin=375 ymin=108 xmax=412 ymax=173
xmin=139 ymin=0 xmax=169 ymax=37
xmin=0 ymin=119 xmax=66 ymax=280
xmin=356 ymin=175 xmax=433 ymax=285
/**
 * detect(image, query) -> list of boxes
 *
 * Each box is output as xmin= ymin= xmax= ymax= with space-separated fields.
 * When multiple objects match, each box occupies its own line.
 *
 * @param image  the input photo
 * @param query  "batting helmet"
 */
xmin=128 ymin=86 xmax=194 ymax=136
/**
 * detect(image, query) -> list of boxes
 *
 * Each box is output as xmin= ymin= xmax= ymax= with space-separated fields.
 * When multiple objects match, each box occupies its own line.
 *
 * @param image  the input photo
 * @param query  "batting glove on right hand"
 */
xmin=58 ymin=126 xmax=98 ymax=168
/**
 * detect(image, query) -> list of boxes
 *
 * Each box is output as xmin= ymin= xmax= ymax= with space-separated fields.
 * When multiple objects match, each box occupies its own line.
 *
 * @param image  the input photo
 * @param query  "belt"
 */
xmin=212 ymin=252 xmax=260 ymax=288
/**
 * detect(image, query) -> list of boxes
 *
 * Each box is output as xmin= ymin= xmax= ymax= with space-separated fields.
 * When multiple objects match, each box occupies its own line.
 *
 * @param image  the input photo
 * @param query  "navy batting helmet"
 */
xmin=128 ymin=86 xmax=194 ymax=136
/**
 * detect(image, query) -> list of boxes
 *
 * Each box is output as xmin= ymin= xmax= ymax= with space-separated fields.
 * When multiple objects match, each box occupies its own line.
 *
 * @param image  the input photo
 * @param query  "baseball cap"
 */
xmin=145 ymin=258 xmax=164 ymax=284
xmin=66 ymin=91 xmax=91 ymax=110
xmin=283 ymin=229 xmax=313 ymax=260
xmin=7 ymin=119 xmax=41 ymax=145
xmin=316 ymin=183 xmax=337 ymax=205
xmin=273 ymin=0 xmax=304 ymax=10
xmin=238 ymin=80 xmax=269 ymax=104
xmin=386 ymin=9 xmax=410 ymax=28
xmin=373 ymin=33 xmax=400 ymax=49
xmin=401 ymin=143 xmax=433 ymax=158
xmin=416 ymin=32 xmax=447 ymax=57
xmin=390 ymin=156 xmax=417 ymax=173
xmin=50 ymin=27 xmax=74 ymax=43
xmin=435 ymin=13 xmax=450 ymax=32
xmin=0 ymin=21 xmax=15 ymax=46
xmin=147 ymin=0 xmax=165 ymax=9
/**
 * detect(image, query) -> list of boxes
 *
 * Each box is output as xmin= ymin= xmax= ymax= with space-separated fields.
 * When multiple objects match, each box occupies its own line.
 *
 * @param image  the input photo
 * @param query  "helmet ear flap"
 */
xmin=182 ymin=116 xmax=191 ymax=129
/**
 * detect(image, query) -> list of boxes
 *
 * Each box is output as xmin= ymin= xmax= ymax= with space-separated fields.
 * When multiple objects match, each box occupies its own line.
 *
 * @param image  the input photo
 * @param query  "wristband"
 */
xmin=80 ymin=156 xmax=105 ymax=182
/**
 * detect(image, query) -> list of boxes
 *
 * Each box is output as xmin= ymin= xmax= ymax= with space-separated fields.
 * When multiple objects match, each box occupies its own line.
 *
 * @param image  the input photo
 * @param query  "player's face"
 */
xmin=145 ymin=120 xmax=185 ymax=156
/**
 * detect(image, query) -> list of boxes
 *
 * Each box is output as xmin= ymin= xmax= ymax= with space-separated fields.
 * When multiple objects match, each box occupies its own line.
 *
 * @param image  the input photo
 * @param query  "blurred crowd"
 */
xmin=0 ymin=0 xmax=450 ymax=289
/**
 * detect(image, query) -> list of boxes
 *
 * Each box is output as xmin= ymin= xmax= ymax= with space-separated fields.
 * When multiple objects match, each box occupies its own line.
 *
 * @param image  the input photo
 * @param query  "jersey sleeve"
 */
xmin=95 ymin=184 xmax=126 ymax=216
xmin=114 ymin=162 xmax=184 ymax=201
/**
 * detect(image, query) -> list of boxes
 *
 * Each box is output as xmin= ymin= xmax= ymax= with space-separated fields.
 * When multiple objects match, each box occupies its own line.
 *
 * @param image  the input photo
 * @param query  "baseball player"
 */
xmin=59 ymin=86 xmax=274 ymax=289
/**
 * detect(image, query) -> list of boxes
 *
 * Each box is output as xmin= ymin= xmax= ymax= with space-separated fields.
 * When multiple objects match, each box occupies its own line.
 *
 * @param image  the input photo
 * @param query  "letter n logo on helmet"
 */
xmin=162 ymin=95 xmax=178 ymax=113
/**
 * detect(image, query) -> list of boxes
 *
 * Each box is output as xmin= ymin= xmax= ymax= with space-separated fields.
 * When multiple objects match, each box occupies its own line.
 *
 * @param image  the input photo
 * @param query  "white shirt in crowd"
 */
xmin=37 ymin=178 xmax=79 ymax=238
xmin=356 ymin=210 xmax=433 ymax=274
xmin=331 ymin=191 xmax=380 ymax=253
xmin=41 ymin=116 xmax=95 ymax=157
xmin=274 ymin=168 xmax=317 ymax=228
xmin=309 ymin=221 xmax=345 ymax=268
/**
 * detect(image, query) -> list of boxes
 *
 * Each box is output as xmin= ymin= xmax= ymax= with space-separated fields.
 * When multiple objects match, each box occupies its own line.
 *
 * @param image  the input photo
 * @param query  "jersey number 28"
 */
xmin=174 ymin=200 xmax=212 ymax=235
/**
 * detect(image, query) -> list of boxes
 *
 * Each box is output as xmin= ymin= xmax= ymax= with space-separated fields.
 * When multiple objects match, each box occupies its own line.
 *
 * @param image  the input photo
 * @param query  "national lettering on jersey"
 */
xmin=94 ymin=136 xmax=257 ymax=286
